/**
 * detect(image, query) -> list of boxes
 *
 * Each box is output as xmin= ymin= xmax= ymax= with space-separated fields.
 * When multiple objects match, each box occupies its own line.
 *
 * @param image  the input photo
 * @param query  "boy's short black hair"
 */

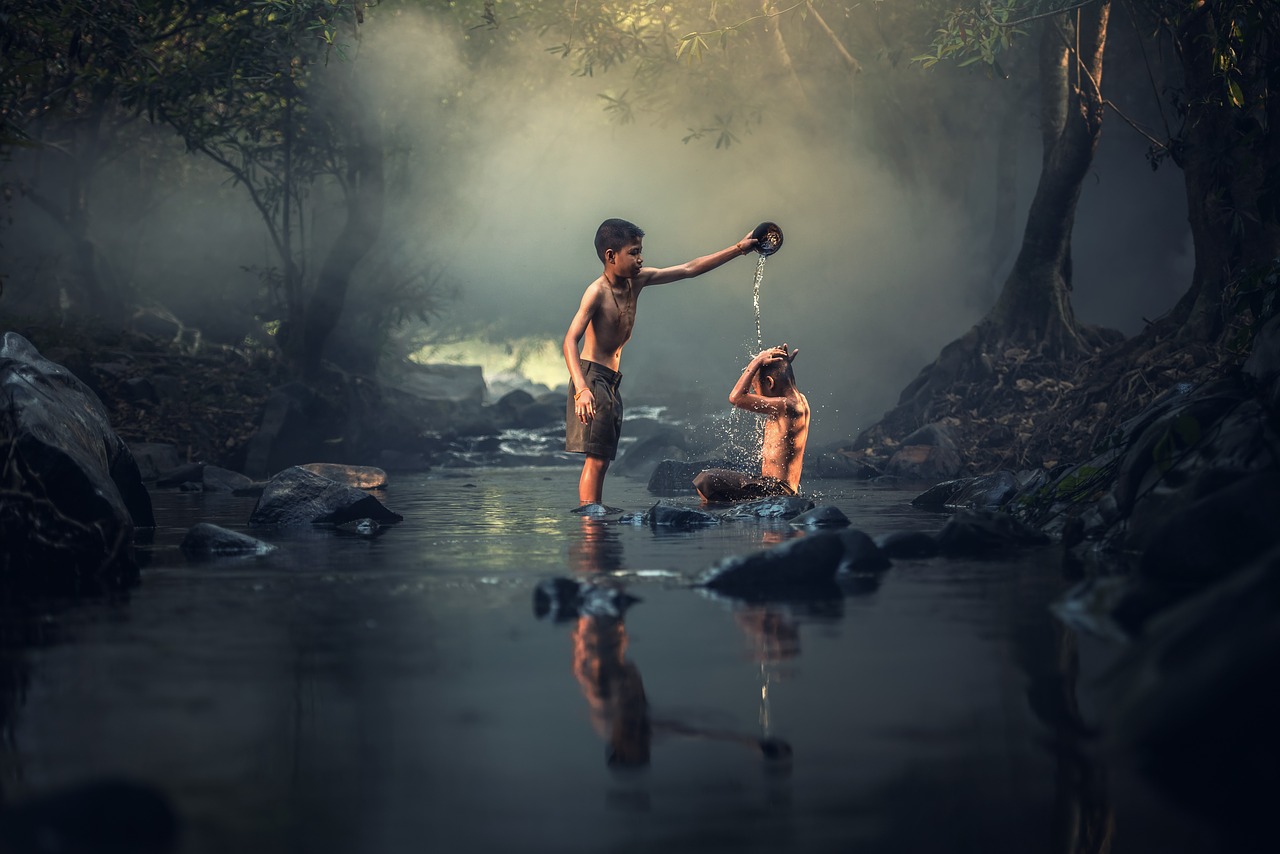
xmin=595 ymin=218 xmax=645 ymax=263
xmin=759 ymin=351 xmax=796 ymax=388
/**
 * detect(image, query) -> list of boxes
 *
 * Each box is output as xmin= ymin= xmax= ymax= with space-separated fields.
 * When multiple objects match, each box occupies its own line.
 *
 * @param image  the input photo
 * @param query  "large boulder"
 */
xmin=0 ymin=332 xmax=154 ymax=590
xmin=248 ymin=466 xmax=403 ymax=526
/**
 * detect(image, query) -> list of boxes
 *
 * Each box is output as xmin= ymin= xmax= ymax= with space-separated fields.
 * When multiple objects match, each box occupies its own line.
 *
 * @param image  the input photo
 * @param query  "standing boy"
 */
xmin=693 ymin=344 xmax=810 ymax=504
xmin=564 ymin=218 xmax=757 ymax=507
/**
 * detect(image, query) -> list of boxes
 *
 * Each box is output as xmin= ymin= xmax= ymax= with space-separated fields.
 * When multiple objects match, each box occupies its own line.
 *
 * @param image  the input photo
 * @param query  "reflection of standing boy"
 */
xmin=694 ymin=344 xmax=809 ymax=503
xmin=563 ymin=218 xmax=757 ymax=507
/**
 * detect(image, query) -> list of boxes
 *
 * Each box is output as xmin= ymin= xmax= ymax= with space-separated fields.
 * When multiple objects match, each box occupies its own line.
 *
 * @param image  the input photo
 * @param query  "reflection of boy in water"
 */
xmin=572 ymin=615 xmax=651 ymax=767
xmin=694 ymin=344 xmax=810 ymax=504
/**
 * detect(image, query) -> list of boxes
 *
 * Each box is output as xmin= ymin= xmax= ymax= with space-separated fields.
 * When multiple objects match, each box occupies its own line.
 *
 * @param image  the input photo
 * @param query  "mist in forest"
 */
xmin=367 ymin=11 xmax=1192 ymax=445
xmin=1 ymin=6 xmax=1192 ymax=447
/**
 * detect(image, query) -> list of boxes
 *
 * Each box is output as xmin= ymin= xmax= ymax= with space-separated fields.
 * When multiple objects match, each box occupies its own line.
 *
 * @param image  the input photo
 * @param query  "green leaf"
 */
xmin=1228 ymin=78 xmax=1244 ymax=108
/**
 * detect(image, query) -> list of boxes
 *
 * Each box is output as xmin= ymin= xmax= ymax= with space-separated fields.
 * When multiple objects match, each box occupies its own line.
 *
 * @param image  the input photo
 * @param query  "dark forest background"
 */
xmin=2 ymin=0 xmax=1276 ymax=455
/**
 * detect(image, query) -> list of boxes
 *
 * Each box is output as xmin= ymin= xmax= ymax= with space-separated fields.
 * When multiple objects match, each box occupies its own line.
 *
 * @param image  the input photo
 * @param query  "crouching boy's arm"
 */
xmin=728 ymin=347 xmax=790 ymax=417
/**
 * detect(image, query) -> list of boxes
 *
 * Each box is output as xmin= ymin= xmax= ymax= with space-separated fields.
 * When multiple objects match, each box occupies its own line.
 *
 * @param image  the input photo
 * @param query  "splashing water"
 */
xmin=752 ymin=253 xmax=767 ymax=351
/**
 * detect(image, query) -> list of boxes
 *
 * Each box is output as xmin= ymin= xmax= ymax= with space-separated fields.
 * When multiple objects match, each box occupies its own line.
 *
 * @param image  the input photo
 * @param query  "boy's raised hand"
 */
xmin=757 ymin=343 xmax=797 ymax=366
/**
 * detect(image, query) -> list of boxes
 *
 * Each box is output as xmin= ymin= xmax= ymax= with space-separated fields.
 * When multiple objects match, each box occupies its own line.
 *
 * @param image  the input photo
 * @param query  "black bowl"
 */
xmin=752 ymin=221 xmax=783 ymax=257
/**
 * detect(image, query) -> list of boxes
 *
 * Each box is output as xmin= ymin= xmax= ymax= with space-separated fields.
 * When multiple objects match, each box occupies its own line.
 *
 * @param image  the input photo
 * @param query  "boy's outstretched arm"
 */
xmin=563 ymin=289 xmax=597 ymax=424
xmin=638 ymin=231 xmax=757 ymax=288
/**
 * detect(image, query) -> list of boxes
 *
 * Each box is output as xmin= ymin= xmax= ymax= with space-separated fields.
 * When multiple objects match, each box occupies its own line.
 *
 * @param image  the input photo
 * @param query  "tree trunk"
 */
xmin=1165 ymin=6 xmax=1280 ymax=345
xmin=25 ymin=94 xmax=126 ymax=321
xmin=299 ymin=116 xmax=385 ymax=378
xmin=984 ymin=1 xmax=1111 ymax=359
xmin=845 ymin=2 xmax=1115 ymax=461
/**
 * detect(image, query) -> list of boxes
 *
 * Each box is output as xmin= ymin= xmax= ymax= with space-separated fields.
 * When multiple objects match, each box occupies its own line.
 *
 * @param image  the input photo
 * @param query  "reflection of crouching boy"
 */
xmin=694 ymin=344 xmax=810 ymax=504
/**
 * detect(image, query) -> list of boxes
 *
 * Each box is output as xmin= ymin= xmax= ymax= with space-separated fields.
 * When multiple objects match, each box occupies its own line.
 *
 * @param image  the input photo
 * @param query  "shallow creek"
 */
xmin=0 ymin=470 xmax=1228 ymax=853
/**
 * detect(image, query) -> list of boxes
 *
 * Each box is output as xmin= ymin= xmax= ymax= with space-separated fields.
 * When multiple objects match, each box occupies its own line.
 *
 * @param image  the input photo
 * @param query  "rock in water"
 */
xmin=0 ymin=332 xmax=154 ymax=591
xmin=299 ymin=462 xmax=388 ymax=489
xmin=180 ymin=523 xmax=275 ymax=555
xmin=696 ymin=532 xmax=847 ymax=596
xmin=788 ymin=505 xmax=851 ymax=528
xmin=248 ymin=466 xmax=403 ymax=526
xmin=721 ymin=495 xmax=815 ymax=520
xmin=645 ymin=502 xmax=721 ymax=529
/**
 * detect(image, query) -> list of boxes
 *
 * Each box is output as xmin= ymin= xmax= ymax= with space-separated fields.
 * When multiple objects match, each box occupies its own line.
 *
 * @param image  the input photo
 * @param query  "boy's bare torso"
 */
xmin=761 ymin=392 xmax=810 ymax=489
xmin=579 ymin=276 xmax=637 ymax=371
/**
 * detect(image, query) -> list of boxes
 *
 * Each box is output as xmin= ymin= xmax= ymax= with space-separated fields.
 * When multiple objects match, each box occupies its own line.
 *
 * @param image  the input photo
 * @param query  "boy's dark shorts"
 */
xmin=692 ymin=468 xmax=797 ymax=504
xmin=566 ymin=360 xmax=623 ymax=460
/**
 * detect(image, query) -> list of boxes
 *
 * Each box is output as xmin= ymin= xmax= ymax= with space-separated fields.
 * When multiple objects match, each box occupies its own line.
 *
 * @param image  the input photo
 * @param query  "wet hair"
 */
xmin=595 ymin=218 xmax=645 ymax=263
xmin=758 ymin=349 xmax=796 ymax=390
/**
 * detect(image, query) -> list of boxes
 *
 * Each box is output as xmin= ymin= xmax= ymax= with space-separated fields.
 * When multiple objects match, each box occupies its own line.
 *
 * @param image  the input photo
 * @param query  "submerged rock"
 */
xmin=572 ymin=503 xmax=624 ymax=517
xmin=336 ymin=517 xmax=382 ymax=537
xmin=180 ymin=523 xmax=275 ymax=555
xmin=0 ymin=332 xmax=154 ymax=591
xmin=789 ymin=505 xmax=851 ymax=529
xmin=644 ymin=502 xmax=721 ymax=529
xmin=248 ymin=466 xmax=403 ymax=527
xmin=721 ymin=495 xmax=815 ymax=520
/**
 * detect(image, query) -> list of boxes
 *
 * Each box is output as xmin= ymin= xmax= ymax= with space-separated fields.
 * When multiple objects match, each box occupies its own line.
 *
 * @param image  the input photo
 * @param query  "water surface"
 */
xmin=1 ymin=470 xmax=1225 ymax=853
